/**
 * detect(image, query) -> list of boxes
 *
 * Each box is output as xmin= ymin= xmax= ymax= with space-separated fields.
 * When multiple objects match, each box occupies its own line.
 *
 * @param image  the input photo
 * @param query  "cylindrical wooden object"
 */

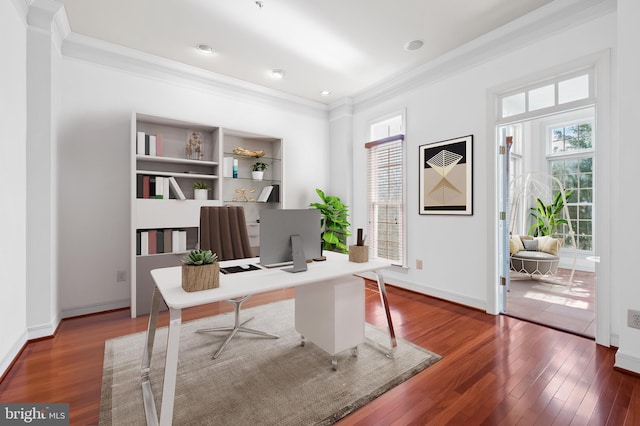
xmin=348 ymin=245 xmax=369 ymax=263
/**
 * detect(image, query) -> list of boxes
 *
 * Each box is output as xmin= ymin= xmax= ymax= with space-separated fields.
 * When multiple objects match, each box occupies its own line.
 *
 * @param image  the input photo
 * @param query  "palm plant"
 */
xmin=309 ymin=188 xmax=351 ymax=253
xmin=528 ymin=190 xmax=574 ymax=237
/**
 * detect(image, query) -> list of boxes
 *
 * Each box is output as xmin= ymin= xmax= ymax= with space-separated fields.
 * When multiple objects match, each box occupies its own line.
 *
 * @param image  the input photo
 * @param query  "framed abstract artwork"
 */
xmin=419 ymin=135 xmax=473 ymax=215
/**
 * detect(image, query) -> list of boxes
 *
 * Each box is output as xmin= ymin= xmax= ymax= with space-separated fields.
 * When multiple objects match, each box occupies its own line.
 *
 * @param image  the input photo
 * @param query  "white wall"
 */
xmin=349 ymin=12 xmax=616 ymax=313
xmin=614 ymin=0 xmax=640 ymax=374
xmin=56 ymin=55 xmax=330 ymax=315
xmin=0 ymin=0 xmax=28 ymax=375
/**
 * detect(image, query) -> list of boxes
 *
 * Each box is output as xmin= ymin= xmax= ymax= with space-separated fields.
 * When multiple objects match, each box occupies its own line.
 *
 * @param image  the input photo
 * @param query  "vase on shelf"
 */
xmin=251 ymin=171 xmax=264 ymax=181
xmin=194 ymin=189 xmax=208 ymax=200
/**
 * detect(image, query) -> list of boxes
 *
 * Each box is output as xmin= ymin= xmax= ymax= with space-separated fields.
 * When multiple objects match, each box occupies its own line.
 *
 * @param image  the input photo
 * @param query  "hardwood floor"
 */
xmin=1 ymin=283 xmax=638 ymax=425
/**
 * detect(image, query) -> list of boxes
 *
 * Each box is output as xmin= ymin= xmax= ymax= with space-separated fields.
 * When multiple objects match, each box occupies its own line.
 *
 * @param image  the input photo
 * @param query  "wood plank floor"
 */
xmin=1 ymin=283 xmax=638 ymax=425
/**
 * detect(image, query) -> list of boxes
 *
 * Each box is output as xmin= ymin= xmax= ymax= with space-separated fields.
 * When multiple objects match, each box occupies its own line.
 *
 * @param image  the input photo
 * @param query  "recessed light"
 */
xmin=196 ymin=43 xmax=215 ymax=54
xmin=404 ymin=39 xmax=424 ymax=51
xmin=320 ymin=90 xmax=331 ymax=96
xmin=271 ymin=69 xmax=285 ymax=79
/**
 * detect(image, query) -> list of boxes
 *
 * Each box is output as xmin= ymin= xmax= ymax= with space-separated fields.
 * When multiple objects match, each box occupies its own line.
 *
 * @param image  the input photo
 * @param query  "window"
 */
xmin=366 ymin=114 xmax=406 ymax=264
xmin=548 ymin=120 xmax=594 ymax=252
xmin=499 ymin=69 xmax=593 ymax=122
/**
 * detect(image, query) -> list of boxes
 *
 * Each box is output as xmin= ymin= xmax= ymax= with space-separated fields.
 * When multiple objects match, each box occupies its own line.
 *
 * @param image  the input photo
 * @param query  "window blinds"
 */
xmin=365 ymin=135 xmax=405 ymax=263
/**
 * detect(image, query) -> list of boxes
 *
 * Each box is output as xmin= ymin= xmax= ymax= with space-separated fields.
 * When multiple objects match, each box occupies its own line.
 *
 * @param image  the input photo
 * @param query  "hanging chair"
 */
xmin=508 ymin=172 xmax=577 ymax=285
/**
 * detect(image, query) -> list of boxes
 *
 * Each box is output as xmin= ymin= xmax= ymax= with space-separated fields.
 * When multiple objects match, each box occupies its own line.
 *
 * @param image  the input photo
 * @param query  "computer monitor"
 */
xmin=259 ymin=209 xmax=322 ymax=272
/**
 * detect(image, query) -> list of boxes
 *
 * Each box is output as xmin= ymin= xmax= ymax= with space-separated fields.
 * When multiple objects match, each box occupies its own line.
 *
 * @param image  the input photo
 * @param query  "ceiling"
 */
xmin=56 ymin=0 xmax=554 ymax=104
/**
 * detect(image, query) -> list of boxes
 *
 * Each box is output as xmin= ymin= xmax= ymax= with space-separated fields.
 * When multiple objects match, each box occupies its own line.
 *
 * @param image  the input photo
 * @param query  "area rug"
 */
xmin=99 ymin=299 xmax=440 ymax=425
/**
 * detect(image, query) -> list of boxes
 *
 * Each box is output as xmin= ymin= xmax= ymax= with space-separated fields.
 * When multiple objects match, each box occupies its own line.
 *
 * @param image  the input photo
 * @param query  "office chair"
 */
xmin=197 ymin=205 xmax=279 ymax=359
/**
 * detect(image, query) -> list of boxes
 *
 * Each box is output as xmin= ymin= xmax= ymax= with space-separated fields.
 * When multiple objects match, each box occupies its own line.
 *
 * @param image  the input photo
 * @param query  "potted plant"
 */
xmin=251 ymin=162 xmax=269 ymax=181
xmin=181 ymin=249 xmax=219 ymax=292
xmin=528 ymin=189 xmax=574 ymax=237
xmin=193 ymin=181 xmax=210 ymax=200
xmin=309 ymin=188 xmax=351 ymax=254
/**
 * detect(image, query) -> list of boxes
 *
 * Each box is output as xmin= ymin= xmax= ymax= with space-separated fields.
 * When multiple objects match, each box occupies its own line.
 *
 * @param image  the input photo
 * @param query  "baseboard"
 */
xmin=358 ymin=271 xmax=487 ymax=311
xmin=61 ymin=299 xmax=130 ymax=319
xmin=0 ymin=330 xmax=28 ymax=381
xmin=614 ymin=350 xmax=640 ymax=375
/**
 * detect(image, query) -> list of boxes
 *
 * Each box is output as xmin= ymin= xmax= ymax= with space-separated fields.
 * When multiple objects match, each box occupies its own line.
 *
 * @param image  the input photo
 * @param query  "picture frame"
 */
xmin=419 ymin=135 xmax=473 ymax=215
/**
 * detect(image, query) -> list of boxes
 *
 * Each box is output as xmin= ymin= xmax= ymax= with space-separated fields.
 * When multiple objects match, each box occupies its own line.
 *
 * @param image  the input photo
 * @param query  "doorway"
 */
xmin=498 ymin=107 xmax=597 ymax=339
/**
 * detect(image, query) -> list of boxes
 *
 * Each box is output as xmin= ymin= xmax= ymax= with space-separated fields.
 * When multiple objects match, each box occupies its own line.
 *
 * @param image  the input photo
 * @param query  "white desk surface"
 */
xmin=150 ymin=251 xmax=390 ymax=310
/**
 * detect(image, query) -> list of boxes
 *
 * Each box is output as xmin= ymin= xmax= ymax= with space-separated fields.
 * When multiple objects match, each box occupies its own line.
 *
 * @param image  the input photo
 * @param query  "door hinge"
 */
xmin=499 ymin=211 xmax=506 ymax=220
xmin=499 ymin=145 xmax=506 ymax=155
xmin=500 ymin=276 xmax=507 ymax=286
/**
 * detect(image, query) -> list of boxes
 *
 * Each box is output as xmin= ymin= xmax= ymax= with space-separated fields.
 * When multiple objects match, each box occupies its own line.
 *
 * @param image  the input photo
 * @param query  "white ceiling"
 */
xmin=56 ymin=0 xmax=553 ymax=104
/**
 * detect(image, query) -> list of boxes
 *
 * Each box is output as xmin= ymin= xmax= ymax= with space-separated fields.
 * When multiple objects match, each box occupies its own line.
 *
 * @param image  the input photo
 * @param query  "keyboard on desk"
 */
xmin=220 ymin=264 xmax=262 ymax=274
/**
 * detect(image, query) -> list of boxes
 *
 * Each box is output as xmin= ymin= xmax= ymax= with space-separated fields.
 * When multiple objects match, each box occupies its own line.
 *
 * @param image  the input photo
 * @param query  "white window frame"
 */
xmin=545 ymin=118 xmax=595 ymax=254
xmin=366 ymin=112 xmax=407 ymax=266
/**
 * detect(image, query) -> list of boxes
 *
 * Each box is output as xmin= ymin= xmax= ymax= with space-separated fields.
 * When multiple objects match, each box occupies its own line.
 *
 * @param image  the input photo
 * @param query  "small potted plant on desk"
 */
xmin=193 ymin=181 xmax=210 ymax=200
xmin=251 ymin=162 xmax=269 ymax=181
xmin=181 ymin=249 xmax=219 ymax=292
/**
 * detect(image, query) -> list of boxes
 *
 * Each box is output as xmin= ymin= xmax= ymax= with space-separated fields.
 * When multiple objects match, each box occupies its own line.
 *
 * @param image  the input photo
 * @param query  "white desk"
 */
xmin=142 ymin=251 xmax=395 ymax=426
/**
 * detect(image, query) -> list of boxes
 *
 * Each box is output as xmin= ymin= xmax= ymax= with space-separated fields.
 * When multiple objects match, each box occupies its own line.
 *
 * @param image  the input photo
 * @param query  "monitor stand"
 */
xmin=283 ymin=234 xmax=307 ymax=273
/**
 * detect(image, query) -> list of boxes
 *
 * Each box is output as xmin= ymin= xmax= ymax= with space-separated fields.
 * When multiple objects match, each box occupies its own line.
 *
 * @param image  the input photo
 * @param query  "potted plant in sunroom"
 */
xmin=181 ymin=249 xmax=219 ymax=292
xmin=193 ymin=181 xmax=210 ymax=200
xmin=251 ymin=162 xmax=269 ymax=181
xmin=309 ymin=188 xmax=351 ymax=254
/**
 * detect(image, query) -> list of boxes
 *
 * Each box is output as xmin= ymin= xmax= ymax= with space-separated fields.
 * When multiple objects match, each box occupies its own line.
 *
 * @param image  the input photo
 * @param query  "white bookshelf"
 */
xmin=130 ymin=113 xmax=284 ymax=317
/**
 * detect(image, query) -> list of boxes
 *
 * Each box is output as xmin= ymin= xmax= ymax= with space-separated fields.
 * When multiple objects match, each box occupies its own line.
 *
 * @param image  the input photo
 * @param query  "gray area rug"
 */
xmin=99 ymin=299 xmax=440 ymax=425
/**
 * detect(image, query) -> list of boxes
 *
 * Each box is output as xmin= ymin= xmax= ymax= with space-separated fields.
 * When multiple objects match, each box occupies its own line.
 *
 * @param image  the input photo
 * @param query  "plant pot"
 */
xmin=252 ymin=171 xmax=264 ymax=181
xmin=182 ymin=263 xmax=220 ymax=292
xmin=194 ymin=189 xmax=208 ymax=200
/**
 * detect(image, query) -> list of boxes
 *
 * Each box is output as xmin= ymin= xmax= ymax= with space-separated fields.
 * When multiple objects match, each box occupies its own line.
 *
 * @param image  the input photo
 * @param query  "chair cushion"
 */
xmin=535 ymin=235 xmax=561 ymax=256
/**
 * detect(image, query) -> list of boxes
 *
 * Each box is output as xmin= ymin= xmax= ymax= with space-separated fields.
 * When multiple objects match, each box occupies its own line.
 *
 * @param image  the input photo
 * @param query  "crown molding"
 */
xmin=27 ymin=0 xmax=70 ymax=50
xmin=61 ymin=32 xmax=329 ymax=117
xmin=328 ymin=97 xmax=354 ymax=122
xmin=350 ymin=0 xmax=616 ymax=113
xmin=11 ymin=0 xmax=29 ymax=23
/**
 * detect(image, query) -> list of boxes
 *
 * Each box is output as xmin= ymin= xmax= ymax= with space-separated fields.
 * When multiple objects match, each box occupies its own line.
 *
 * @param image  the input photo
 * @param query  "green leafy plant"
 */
xmin=309 ymin=188 xmax=351 ymax=254
xmin=528 ymin=190 xmax=574 ymax=237
xmin=181 ymin=249 xmax=218 ymax=265
xmin=251 ymin=162 xmax=269 ymax=172
xmin=193 ymin=181 xmax=210 ymax=190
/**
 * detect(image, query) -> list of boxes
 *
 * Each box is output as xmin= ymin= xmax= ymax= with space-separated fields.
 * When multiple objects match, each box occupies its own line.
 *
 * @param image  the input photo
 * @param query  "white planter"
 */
xmin=194 ymin=189 xmax=208 ymax=200
xmin=252 ymin=171 xmax=264 ymax=181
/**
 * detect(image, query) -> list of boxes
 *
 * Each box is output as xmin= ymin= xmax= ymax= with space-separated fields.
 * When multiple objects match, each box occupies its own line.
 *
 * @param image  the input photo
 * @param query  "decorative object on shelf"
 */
xmin=193 ymin=181 xmax=210 ymax=200
xmin=186 ymin=132 xmax=204 ymax=160
xmin=419 ymin=135 xmax=473 ymax=215
xmin=309 ymin=188 xmax=351 ymax=254
xmin=181 ymin=249 xmax=219 ymax=292
xmin=251 ymin=162 xmax=269 ymax=180
xmin=233 ymin=159 xmax=238 ymax=178
xmin=232 ymin=147 xmax=265 ymax=158
xmin=232 ymin=187 xmax=256 ymax=202
xmin=349 ymin=228 xmax=369 ymax=262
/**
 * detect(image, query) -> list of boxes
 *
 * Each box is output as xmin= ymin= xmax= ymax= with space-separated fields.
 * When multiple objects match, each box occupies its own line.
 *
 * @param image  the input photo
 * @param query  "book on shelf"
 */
xmin=156 ymin=133 xmax=163 ymax=156
xmin=149 ymin=135 xmax=156 ymax=156
xmin=268 ymin=184 xmax=279 ymax=202
xmin=148 ymin=230 xmax=157 ymax=255
xmin=140 ymin=231 xmax=149 ymax=256
xmin=223 ymin=157 xmax=234 ymax=178
xmin=157 ymin=229 xmax=164 ymax=253
xmin=137 ymin=132 xmax=145 ymax=155
xmin=163 ymin=229 xmax=173 ymax=253
xmin=168 ymin=176 xmax=186 ymax=200
xmin=172 ymin=230 xmax=187 ymax=253
xmin=257 ymin=185 xmax=273 ymax=202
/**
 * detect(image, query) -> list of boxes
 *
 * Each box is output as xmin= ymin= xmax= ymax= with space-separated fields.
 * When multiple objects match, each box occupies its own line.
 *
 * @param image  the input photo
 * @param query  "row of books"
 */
xmin=137 ymin=229 xmax=188 ymax=255
xmin=137 ymin=132 xmax=163 ymax=156
xmin=137 ymin=175 xmax=186 ymax=200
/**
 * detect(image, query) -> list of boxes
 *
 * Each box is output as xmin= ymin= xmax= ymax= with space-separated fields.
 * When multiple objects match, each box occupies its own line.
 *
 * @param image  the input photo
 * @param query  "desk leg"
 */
xmin=375 ymin=270 xmax=397 ymax=357
xmin=141 ymin=287 xmax=162 ymax=426
xmin=159 ymin=307 xmax=182 ymax=426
